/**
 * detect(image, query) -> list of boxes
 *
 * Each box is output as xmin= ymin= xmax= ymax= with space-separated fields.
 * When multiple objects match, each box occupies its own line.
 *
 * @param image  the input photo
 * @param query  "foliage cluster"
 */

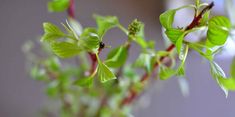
xmin=23 ymin=0 xmax=235 ymax=116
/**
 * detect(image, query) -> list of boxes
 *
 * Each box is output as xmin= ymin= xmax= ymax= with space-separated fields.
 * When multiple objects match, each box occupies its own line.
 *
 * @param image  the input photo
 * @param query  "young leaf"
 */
xmin=41 ymin=22 xmax=65 ymax=42
xmin=51 ymin=42 xmax=82 ymax=58
xmin=210 ymin=61 xmax=228 ymax=97
xmin=165 ymin=28 xmax=184 ymax=44
xmin=48 ymin=0 xmax=70 ymax=12
xmin=207 ymin=16 xmax=231 ymax=45
xmin=134 ymin=23 xmax=148 ymax=48
xmin=93 ymin=15 xmax=119 ymax=37
xmin=97 ymin=54 xmax=116 ymax=83
xmin=160 ymin=9 xmax=176 ymax=29
xmin=177 ymin=66 xmax=185 ymax=76
xmin=135 ymin=37 xmax=148 ymax=49
xmin=188 ymin=43 xmax=213 ymax=61
xmin=74 ymin=77 xmax=93 ymax=88
xmin=68 ymin=17 xmax=83 ymax=36
xmin=46 ymin=80 xmax=59 ymax=97
xmin=155 ymin=51 xmax=169 ymax=57
xmin=79 ymin=28 xmax=100 ymax=51
xmin=200 ymin=11 xmax=210 ymax=26
xmin=30 ymin=65 xmax=46 ymax=81
xmin=105 ymin=46 xmax=128 ymax=68
xmin=133 ymin=53 xmax=152 ymax=73
xmin=231 ymin=57 xmax=235 ymax=78
xmin=44 ymin=57 xmax=61 ymax=71
xmin=159 ymin=66 xmax=176 ymax=80
xmin=175 ymin=34 xmax=185 ymax=54
xmin=218 ymin=77 xmax=235 ymax=91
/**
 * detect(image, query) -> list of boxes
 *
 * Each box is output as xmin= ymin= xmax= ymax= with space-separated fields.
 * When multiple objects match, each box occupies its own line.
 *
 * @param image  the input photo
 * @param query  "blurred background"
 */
xmin=0 ymin=0 xmax=235 ymax=117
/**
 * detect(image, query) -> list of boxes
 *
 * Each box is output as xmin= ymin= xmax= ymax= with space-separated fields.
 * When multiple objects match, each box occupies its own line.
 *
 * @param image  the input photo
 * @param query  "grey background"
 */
xmin=0 ymin=0 xmax=235 ymax=117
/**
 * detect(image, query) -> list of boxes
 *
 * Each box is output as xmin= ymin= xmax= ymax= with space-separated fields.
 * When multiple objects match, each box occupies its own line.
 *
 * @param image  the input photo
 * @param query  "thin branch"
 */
xmin=120 ymin=2 xmax=214 ymax=106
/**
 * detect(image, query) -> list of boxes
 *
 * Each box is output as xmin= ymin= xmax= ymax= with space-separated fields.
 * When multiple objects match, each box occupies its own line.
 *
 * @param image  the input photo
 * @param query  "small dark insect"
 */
xmin=99 ymin=42 xmax=105 ymax=49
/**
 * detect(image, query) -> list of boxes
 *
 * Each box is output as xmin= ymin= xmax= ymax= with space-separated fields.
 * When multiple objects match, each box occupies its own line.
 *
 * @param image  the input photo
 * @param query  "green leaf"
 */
xmin=48 ymin=0 xmax=69 ymax=12
xmin=80 ymin=28 xmax=100 ymax=51
xmin=43 ymin=22 xmax=63 ymax=34
xmin=177 ymin=66 xmax=185 ymax=76
xmin=159 ymin=66 xmax=176 ymax=80
xmin=210 ymin=61 xmax=228 ymax=97
xmin=30 ymin=65 xmax=46 ymax=81
xmin=46 ymin=81 xmax=59 ymax=97
xmin=160 ymin=9 xmax=176 ymax=29
xmin=105 ymin=46 xmax=128 ymax=68
xmin=218 ymin=77 xmax=235 ymax=91
xmin=134 ymin=24 xmax=148 ymax=48
xmin=44 ymin=57 xmax=61 ymax=71
xmin=165 ymin=28 xmax=184 ymax=44
xmin=41 ymin=22 xmax=65 ymax=42
xmin=133 ymin=53 xmax=152 ymax=73
xmin=231 ymin=57 xmax=235 ymax=78
xmin=200 ymin=11 xmax=210 ymax=26
xmin=147 ymin=40 xmax=155 ymax=49
xmin=207 ymin=16 xmax=231 ymax=45
xmin=188 ymin=43 xmax=213 ymax=61
xmin=135 ymin=37 xmax=148 ymax=48
xmin=51 ymin=42 xmax=82 ymax=58
xmin=68 ymin=17 xmax=83 ymax=36
xmin=93 ymin=15 xmax=119 ymax=37
xmin=74 ymin=77 xmax=93 ymax=88
xmin=97 ymin=54 xmax=116 ymax=83
xmin=176 ymin=34 xmax=185 ymax=54
xmin=155 ymin=51 xmax=169 ymax=57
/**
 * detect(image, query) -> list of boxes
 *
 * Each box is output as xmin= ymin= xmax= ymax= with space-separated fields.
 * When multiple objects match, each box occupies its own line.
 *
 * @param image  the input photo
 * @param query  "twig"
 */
xmin=120 ymin=2 xmax=214 ymax=106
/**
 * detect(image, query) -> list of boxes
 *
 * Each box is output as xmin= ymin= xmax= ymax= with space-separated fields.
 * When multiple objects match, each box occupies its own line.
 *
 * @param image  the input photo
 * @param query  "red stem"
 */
xmin=68 ymin=0 xmax=75 ymax=18
xmin=88 ymin=52 xmax=98 ymax=75
xmin=120 ymin=2 xmax=214 ymax=106
xmin=67 ymin=0 xmax=101 ymax=75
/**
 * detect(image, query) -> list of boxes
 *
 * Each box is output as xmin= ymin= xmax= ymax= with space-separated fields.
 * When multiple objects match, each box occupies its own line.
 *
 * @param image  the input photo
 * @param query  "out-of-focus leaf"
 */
xmin=93 ymin=15 xmax=119 ymax=37
xmin=68 ymin=17 xmax=83 ymax=36
xmin=46 ymin=80 xmax=59 ymax=97
xmin=134 ymin=23 xmax=148 ymax=48
xmin=210 ymin=61 xmax=228 ymax=97
xmin=74 ymin=77 xmax=93 ymax=88
xmin=231 ymin=57 xmax=235 ymax=78
xmin=159 ymin=66 xmax=176 ymax=80
xmin=41 ymin=22 xmax=65 ymax=42
xmin=105 ymin=46 xmax=128 ymax=68
xmin=133 ymin=53 xmax=152 ymax=73
xmin=44 ymin=57 xmax=61 ymax=71
xmin=48 ymin=0 xmax=69 ymax=12
xmin=178 ymin=77 xmax=190 ymax=97
xmin=30 ymin=65 xmax=47 ymax=81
